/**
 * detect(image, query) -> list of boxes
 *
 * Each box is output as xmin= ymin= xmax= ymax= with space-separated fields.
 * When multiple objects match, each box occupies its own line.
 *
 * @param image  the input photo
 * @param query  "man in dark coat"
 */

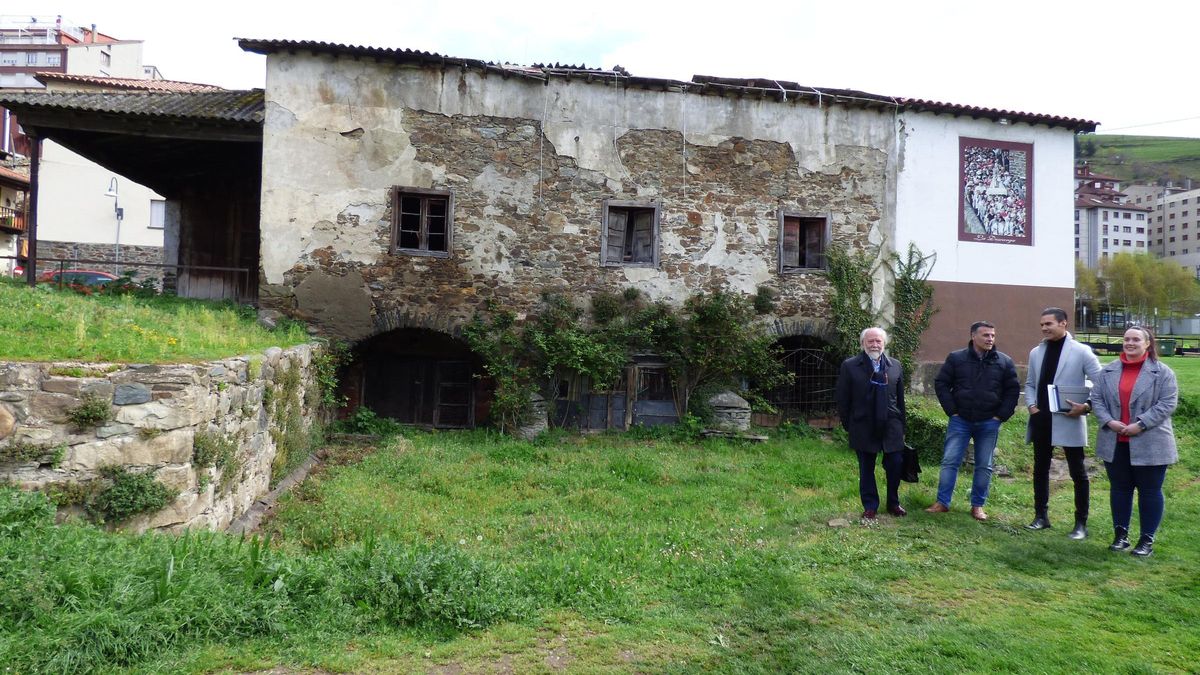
xmin=926 ymin=321 xmax=1020 ymax=521
xmin=835 ymin=326 xmax=907 ymax=522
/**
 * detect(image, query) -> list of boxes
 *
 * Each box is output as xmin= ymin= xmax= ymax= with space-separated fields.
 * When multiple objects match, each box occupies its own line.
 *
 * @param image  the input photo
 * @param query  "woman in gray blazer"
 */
xmin=1089 ymin=326 xmax=1179 ymax=557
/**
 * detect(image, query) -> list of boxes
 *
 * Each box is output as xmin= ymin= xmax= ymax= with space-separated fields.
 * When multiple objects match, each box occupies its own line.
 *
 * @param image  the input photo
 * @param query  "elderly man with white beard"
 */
xmin=835 ymin=327 xmax=909 ymax=523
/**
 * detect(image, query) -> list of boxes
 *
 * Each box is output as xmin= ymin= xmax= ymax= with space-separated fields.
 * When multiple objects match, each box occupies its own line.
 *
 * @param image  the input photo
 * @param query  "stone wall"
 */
xmin=36 ymin=239 xmax=165 ymax=286
xmin=0 ymin=343 xmax=321 ymax=533
xmin=259 ymin=57 xmax=897 ymax=343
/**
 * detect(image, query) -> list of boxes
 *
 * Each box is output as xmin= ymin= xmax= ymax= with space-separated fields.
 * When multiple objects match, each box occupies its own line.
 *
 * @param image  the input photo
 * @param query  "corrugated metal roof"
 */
xmin=0 ymin=90 xmax=264 ymax=124
xmin=237 ymin=38 xmax=1097 ymax=131
xmin=34 ymin=72 xmax=225 ymax=92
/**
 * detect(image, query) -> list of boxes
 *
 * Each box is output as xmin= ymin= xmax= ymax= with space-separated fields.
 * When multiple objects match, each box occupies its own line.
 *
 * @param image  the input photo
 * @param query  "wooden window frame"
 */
xmin=778 ymin=211 xmax=831 ymax=274
xmin=601 ymin=199 xmax=660 ymax=268
xmin=390 ymin=186 xmax=454 ymax=258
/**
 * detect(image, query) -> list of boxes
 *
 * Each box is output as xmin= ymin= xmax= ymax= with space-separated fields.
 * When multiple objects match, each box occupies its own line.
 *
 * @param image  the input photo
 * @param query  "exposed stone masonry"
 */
xmin=268 ymin=108 xmax=888 ymax=342
xmin=36 ymin=239 xmax=165 ymax=285
xmin=0 ymin=344 xmax=320 ymax=533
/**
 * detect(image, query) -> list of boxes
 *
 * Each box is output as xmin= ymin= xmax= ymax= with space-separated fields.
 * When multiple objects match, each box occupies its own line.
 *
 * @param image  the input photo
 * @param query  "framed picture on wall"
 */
xmin=959 ymin=137 xmax=1033 ymax=246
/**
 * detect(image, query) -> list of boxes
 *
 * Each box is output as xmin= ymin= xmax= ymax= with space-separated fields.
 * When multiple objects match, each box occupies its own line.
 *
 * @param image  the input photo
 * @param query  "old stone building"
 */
xmin=242 ymin=41 xmax=913 ymax=427
xmin=2 ymin=40 xmax=1095 ymax=429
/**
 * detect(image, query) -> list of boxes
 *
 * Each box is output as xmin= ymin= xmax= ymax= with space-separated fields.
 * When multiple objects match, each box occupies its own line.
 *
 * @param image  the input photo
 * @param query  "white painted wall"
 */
xmin=37 ymin=141 xmax=164 ymax=247
xmin=894 ymin=112 xmax=1076 ymax=289
xmin=64 ymin=41 xmax=145 ymax=79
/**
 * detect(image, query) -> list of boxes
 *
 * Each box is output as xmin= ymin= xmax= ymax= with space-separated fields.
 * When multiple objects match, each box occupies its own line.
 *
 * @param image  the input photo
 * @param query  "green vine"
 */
xmin=825 ymin=241 xmax=937 ymax=385
xmin=890 ymin=243 xmax=938 ymax=382
xmin=464 ymin=290 xmax=791 ymax=433
xmin=825 ymin=245 xmax=880 ymax=360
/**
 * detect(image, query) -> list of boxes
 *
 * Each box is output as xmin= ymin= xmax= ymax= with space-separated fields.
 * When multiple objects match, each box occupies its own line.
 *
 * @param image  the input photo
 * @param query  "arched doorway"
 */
xmin=340 ymin=328 xmax=485 ymax=429
xmin=764 ymin=334 xmax=839 ymax=420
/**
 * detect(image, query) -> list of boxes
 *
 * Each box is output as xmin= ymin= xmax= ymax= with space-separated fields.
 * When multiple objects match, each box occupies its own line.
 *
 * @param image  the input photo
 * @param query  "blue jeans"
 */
xmin=1105 ymin=441 xmax=1168 ymax=537
xmin=935 ymin=416 xmax=1001 ymax=508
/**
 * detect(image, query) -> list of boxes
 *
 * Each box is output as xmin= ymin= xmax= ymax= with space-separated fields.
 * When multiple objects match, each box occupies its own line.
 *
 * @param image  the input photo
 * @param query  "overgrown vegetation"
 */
xmin=0 ymin=441 xmax=64 ymax=465
xmin=464 ymin=290 xmax=792 ymax=432
xmin=0 ymin=487 xmax=522 ymax=672
xmin=66 ymin=393 xmax=112 ymax=430
xmin=269 ymin=361 xmax=317 ymax=484
xmin=889 ymin=243 xmax=938 ymax=381
xmin=0 ymin=276 xmax=309 ymax=363
xmin=826 ymin=242 xmax=937 ymax=382
xmin=91 ymin=466 xmax=175 ymax=523
xmin=192 ymin=431 xmax=241 ymax=494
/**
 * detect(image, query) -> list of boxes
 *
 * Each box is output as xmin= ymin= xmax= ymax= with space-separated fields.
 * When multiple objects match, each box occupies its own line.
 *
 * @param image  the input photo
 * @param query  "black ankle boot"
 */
xmin=1109 ymin=527 xmax=1130 ymax=552
xmin=1067 ymin=519 xmax=1088 ymax=540
xmin=1025 ymin=515 xmax=1051 ymax=530
xmin=1130 ymin=534 xmax=1154 ymax=558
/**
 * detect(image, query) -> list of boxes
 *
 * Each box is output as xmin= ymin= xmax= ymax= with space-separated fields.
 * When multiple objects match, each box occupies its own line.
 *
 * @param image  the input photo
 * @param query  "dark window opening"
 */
xmin=391 ymin=187 xmax=453 ymax=257
xmin=780 ymin=213 xmax=829 ymax=272
xmin=760 ymin=335 xmax=839 ymax=423
xmin=602 ymin=200 xmax=659 ymax=266
xmin=342 ymin=328 xmax=482 ymax=429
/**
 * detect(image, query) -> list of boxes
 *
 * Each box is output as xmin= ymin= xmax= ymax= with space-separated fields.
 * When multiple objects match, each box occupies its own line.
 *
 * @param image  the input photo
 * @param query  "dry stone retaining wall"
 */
xmin=0 ymin=343 xmax=320 ymax=533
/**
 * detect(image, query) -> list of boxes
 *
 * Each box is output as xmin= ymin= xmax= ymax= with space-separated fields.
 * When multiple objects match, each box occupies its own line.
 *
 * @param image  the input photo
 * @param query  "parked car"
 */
xmin=38 ymin=269 xmax=119 ymax=287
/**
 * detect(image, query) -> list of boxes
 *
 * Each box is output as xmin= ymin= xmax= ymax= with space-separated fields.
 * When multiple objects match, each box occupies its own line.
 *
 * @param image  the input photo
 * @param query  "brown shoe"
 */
xmin=861 ymin=509 xmax=877 ymax=521
xmin=887 ymin=505 xmax=907 ymax=517
xmin=971 ymin=506 xmax=988 ymax=521
xmin=925 ymin=502 xmax=950 ymax=514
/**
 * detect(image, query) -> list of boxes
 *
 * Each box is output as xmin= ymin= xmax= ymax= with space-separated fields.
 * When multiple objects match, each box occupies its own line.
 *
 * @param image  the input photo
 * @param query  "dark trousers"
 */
xmin=1104 ymin=441 xmax=1168 ymax=537
xmin=1032 ymin=438 xmax=1090 ymax=521
xmin=857 ymin=450 xmax=904 ymax=511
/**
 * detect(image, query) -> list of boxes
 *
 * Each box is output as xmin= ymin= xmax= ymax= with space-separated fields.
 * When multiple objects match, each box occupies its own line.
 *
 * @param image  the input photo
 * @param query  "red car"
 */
xmin=38 ymin=269 xmax=119 ymax=287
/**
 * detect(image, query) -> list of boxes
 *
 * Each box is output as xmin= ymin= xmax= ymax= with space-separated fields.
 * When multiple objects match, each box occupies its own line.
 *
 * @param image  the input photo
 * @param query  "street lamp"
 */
xmin=104 ymin=177 xmax=124 ymax=273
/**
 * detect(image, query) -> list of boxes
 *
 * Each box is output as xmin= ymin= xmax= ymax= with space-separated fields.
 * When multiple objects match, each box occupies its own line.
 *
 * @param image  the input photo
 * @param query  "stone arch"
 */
xmin=339 ymin=325 xmax=486 ymax=429
xmin=763 ymin=320 xmax=840 ymax=421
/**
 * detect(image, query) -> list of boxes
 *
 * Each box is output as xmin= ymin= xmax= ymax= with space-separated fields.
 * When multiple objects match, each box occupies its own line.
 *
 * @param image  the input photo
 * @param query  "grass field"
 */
xmin=1078 ymin=133 xmax=1200 ymax=185
xmin=3 ymin=358 xmax=1198 ymax=672
xmin=0 ymin=277 xmax=309 ymax=363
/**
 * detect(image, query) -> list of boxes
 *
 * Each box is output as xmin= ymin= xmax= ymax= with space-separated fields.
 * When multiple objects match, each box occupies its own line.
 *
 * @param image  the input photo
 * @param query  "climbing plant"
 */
xmin=890 ymin=243 xmax=938 ymax=382
xmin=825 ymin=245 xmax=880 ymax=360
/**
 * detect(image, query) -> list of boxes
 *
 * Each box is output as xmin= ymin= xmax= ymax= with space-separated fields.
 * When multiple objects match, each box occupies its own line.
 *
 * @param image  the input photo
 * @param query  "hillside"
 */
xmin=1077 ymin=134 xmax=1200 ymax=186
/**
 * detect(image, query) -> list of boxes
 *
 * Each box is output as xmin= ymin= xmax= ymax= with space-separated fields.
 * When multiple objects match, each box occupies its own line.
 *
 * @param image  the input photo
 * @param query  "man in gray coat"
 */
xmin=1025 ymin=307 xmax=1102 ymax=538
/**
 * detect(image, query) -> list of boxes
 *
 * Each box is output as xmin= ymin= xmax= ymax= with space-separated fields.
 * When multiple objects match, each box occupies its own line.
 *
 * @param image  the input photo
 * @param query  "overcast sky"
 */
xmin=27 ymin=0 xmax=1200 ymax=137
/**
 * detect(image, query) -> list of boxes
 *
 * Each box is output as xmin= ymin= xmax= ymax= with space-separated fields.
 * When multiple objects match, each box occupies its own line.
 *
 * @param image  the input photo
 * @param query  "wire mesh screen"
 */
xmin=765 ymin=337 xmax=839 ymax=420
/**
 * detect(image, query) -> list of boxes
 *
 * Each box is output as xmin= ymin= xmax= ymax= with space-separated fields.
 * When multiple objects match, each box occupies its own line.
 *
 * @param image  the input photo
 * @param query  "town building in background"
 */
xmin=1073 ymin=165 xmax=1152 ymax=268
xmin=0 ymin=15 xmax=178 ymax=278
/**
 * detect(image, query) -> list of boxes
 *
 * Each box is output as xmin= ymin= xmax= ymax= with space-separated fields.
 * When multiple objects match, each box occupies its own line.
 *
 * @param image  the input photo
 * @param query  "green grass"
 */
xmin=0 ymin=276 xmax=308 ymax=363
xmin=1079 ymin=133 xmax=1200 ymax=185
xmin=3 ymin=357 xmax=1198 ymax=672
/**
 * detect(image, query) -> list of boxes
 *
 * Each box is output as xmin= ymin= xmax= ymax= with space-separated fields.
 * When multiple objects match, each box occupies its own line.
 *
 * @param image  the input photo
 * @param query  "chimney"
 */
xmin=90 ymin=24 xmax=96 ymax=43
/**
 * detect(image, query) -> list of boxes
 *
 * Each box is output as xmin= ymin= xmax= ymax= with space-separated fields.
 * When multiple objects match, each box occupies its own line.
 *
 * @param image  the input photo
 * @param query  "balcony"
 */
xmin=0 ymin=204 xmax=25 ymax=233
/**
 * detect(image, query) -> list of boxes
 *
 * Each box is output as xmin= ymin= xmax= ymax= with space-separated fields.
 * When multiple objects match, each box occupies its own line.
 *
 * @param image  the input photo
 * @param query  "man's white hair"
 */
xmin=860 ymin=326 xmax=888 ymax=345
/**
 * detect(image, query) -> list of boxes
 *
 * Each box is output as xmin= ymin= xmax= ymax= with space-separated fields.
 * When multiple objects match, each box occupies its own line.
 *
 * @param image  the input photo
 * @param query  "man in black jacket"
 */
xmin=836 ymin=326 xmax=908 ymax=523
xmin=925 ymin=321 xmax=1020 ymax=521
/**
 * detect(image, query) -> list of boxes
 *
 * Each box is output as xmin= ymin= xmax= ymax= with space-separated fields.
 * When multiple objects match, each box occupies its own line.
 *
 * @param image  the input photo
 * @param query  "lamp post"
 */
xmin=104 ymin=177 xmax=124 ymax=274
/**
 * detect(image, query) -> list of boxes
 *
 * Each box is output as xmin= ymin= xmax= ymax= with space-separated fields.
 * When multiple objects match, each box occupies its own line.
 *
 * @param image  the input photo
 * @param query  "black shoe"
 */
xmin=1067 ymin=520 xmax=1088 ymax=540
xmin=1025 ymin=516 xmax=1051 ymax=531
xmin=1109 ymin=527 xmax=1131 ymax=552
xmin=1130 ymin=534 xmax=1154 ymax=558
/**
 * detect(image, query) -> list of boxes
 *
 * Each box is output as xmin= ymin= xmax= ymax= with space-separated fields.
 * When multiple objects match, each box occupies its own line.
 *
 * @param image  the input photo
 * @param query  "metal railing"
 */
xmin=2 ymin=255 xmax=254 ymax=304
xmin=0 ymin=206 xmax=25 ymax=233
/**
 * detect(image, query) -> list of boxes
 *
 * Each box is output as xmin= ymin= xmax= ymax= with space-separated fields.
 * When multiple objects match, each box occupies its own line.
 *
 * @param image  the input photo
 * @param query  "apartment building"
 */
xmin=1073 ymin=165 xmax=1151 ymax=268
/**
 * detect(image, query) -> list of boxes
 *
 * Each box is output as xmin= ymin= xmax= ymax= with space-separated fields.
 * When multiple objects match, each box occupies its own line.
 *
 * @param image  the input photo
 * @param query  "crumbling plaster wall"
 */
xmin=259 ymin=54 xmax=900 ymax=341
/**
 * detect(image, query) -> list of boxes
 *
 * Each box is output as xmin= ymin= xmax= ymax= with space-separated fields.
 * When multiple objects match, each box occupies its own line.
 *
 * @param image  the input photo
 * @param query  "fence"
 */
xmin=2 ymin=255 xmax=253 ymax=304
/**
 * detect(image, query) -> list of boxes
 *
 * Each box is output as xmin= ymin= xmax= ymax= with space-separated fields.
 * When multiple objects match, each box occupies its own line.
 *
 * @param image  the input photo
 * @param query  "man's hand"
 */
xmin=1064 ymin=399 xmax=1089 ymax=418
xmin=1107 ymin=420 xmax=1127 ymax=434
xmin=1028 ymin=405 xmax=1039 ymax=415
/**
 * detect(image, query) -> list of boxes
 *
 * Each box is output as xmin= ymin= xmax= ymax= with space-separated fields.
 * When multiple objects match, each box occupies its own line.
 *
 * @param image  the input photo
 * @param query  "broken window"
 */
xmin=602 ymin=200 xmax=659 ymax=266
xmin=390 ymin=187 xmax=453 ymax=257
xmin=779 ymin=212 xmax=829 ymax=273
